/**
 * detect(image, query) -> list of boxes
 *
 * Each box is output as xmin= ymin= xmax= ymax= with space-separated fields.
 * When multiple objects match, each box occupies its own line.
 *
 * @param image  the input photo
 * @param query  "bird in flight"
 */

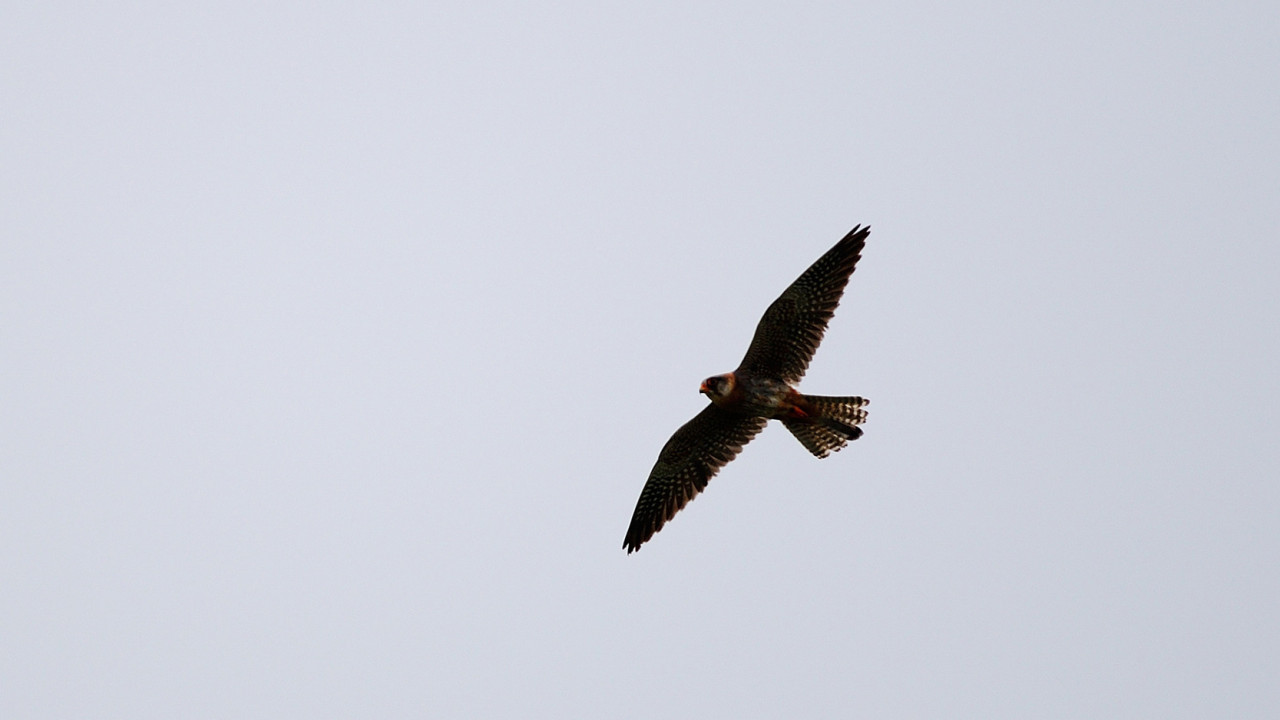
xmin=623 ymin=226 xmax=871 ymax=553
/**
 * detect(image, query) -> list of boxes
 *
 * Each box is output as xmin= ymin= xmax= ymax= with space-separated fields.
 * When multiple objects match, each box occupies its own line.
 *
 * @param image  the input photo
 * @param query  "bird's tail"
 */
xmin=783 ymin=395 xmax=869 ymax=458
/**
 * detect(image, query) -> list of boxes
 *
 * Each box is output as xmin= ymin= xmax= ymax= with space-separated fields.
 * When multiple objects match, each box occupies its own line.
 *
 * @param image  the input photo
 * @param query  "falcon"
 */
xmin=623 ymin=226 xmax=871 ymax=553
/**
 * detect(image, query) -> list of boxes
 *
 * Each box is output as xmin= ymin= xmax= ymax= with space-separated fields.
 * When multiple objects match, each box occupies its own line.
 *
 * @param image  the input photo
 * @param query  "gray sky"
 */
xmin=3 ymin=2 xmax=1278 ymax=717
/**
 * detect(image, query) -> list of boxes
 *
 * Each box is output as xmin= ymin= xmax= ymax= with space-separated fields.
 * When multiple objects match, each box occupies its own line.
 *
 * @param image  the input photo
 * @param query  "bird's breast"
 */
xmin=736 ymin=377 xmax=804 ymax=418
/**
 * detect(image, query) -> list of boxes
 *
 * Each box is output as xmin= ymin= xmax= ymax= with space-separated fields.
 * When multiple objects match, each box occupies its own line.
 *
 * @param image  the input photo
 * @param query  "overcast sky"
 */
xmin=3 ymin=2 xmax=1278 ymax=718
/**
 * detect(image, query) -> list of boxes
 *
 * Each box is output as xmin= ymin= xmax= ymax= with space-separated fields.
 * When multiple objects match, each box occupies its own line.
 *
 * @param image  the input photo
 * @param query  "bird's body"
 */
xmin=702 ymin=373 xmax=796 ymax=417
xmin=624 ymin=226 xmax=872 ymax=553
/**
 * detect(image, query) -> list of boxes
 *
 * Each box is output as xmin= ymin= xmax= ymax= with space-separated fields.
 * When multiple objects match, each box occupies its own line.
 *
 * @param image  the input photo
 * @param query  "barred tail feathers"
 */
xmin=782 ymin=395 xmax=869 ymax=458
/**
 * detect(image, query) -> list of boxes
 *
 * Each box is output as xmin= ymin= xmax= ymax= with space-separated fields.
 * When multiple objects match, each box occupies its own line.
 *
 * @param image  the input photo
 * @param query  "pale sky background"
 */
xmin=3 ymin=2 xmax=1278 ymax=718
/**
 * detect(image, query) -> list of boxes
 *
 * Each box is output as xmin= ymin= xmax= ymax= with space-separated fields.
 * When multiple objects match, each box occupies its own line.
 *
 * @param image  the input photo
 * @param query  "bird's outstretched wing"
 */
xmin=735 ymin=226 xmax=869 ymax=384
xmin=623 ymin=404 xmax=768 ymax=553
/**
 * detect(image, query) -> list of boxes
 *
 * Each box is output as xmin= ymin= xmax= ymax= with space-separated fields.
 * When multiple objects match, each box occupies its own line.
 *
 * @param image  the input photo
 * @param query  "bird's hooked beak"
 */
xmin=699 ymin=380 xmax=710 ymax=395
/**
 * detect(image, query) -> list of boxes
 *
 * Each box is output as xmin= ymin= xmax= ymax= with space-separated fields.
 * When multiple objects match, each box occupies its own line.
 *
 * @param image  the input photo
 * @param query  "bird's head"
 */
xmin=699 ymin=373 xmax=736 ymax=404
